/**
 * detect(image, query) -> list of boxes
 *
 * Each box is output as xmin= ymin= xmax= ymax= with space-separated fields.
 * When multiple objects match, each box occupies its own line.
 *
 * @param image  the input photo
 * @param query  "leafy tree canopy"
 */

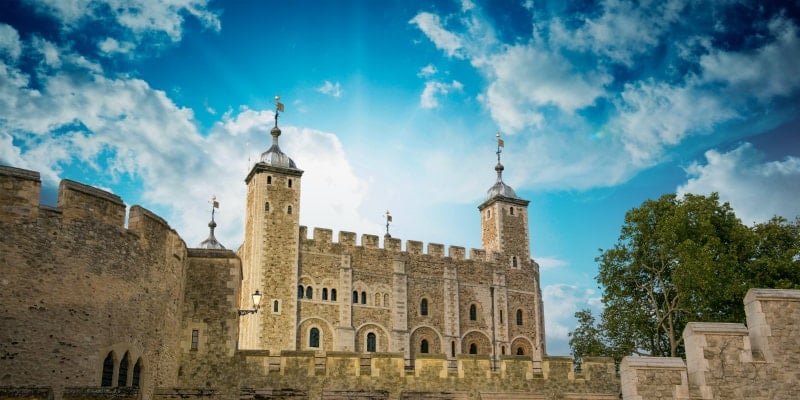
xmin=569 ymin=193 xmax=799 ymax=360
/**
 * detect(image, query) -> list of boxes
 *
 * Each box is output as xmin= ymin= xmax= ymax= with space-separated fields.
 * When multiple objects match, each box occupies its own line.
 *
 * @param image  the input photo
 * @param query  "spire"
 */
xmin=495 ymin=132 xmax=505 ymax=183
xmin=198 ymin=195 xmax=225 ymax=249
xmin=256 ymin=95 xmax=298 ymax=170
xmin=484 ymin=132 xmax=522 ymax=201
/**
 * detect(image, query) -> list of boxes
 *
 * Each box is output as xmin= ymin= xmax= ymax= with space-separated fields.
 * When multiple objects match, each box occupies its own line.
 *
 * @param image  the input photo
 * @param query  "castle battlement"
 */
xmin=299 ymin=225 xmax=498 ymax=263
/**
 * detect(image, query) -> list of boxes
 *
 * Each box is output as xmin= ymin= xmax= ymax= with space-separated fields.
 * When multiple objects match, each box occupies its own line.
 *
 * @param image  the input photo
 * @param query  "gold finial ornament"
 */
xmin=384 ymin=210 xmax=392 ymax=238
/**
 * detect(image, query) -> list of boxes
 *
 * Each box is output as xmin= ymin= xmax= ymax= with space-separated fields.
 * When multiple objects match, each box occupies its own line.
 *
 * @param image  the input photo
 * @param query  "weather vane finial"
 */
xmin=209 ymin=195 xmax=220 ymax=222
xmin=384 ymin=210 xmax=392 ymax=238
xmin=274 ymin=95 xmax=285 ymax=128
xmin=496 ymin=132 xmax=504 ymax=164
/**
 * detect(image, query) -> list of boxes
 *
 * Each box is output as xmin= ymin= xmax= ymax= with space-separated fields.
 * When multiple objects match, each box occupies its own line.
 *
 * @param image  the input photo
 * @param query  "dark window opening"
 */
xmin=191 ymin=330 xmax=199 ymax=350
xmin=352 ymin=291 xmax=358 ymax=304
xmin=287 ymin=205 xmax=293 ymax=214
xmin=500 ymin=310 xmax=503 ymax=324
xmin=331 ymin=289 xmax=337 ymax=301
xmin=305 ymin=286 xmax=313 ymax=299
xmin=309 ymin=328 xmax=320 ymax=348
xmin=516 ymin=309 xmax=523 ymax=326
xmin=367 ymin=332 xmax=376 ymax=352
xmin=420 ymin=339 xmax=429 ymax=354
xmin=322 ymin=288 xmax=328 ymax=300
xmin=469 ymin=304 xmax=477 ymax=321
xmin=288 ymin=179 xmax=293 ymax=188
xmin=510 ymin=207 xmax=514 ymax=215
xmin=118 ymin=352 xmax=129 ymax=386
xmin=264 ymin=202 xmax=270 ymax=212
xmin=273 ymin=300 xmax=279 ymax=313
xmin=420 ymin=298 xmax=428 ymax=316
xmin=101 ymin=352 xmax=114 ymax=386
xmin=298 ymin=285 xmax=304 ymax=299
xmin=451 ymin=341 xmax=456 ymax=357
xmin=132 ymin=358 xmax=141 ymax=387
xmin=501 ymin=346 xmax=506 ymax=355
xmin=469 ymin=344 xmax=477 ymax=354
xmin=361 ymin=291 xmax=366 ymax=304
xmin=516 ymin=347 xmax=524 ymax=355
xmin=267 ymin=176 xmax=272 ymax=184
xmin=512 ymin=256 xmax=518 ymax=268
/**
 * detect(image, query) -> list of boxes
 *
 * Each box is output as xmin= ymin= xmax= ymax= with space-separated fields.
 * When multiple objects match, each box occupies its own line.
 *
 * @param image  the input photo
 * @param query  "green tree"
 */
xmin=568 ymin=309 xmax=607 ymax=360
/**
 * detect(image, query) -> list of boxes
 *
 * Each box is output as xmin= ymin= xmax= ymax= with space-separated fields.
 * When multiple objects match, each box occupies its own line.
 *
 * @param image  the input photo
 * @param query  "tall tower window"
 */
xmin=352 ymin=291 xmax=358 ymax=303
xmin=500 ymin=310 xmax=504 ymax=324
xmin=469 ymin=304 xmax=477 ymax=321
xmin=420 ymin=339 xmax=429 ymax=354
xmin=384 ymin=293 xmax=389 ymax=306
xmin=361 ymin=291 xmax=367 ymax=304
xmin=309 ymin=328 xmax=320 ymax=348
xmin=516 ymin=309 xmax=523 ymax=326
xmin=420 ymin=298 xmax=428 ymax=316
xmin=191 ymin=330 xmax=199 ymax=350
xmin=267 ymin=176 xmax=272 ymax=184
xmin=288 ymin=179 xmax=293 ymax=188
xmin=510 ymin=206 xmax=514 ymax=215
xmin=264 ymin=202 xmax=270 ymax=212
xmin=118 ymin=352 xmax=129 ymax=386
xmin=305 ymin=286 xmax=313 ymax=299
xmin=273 ymin=300 xmax=280 ymax=313
xmin=451 ymin=341 xmax=456 ymax=357
xmin=132 ymin=358 xmax=141 ymax=387
xmin=366 ymin=332 xmax=376 ymax=352
xmin=101 ymin=352 xmax=114 ymax=386
xmin=469 ymin=343 xmax=477 ymax=354
xmin=331 ymin=289 xmax=337 ymax=301
xmin=322 ymin=288 xmax=328 ymax=300
xmin=298 ymin=285 xmax=304 ymax=299
xmin=375 ymin=293 xmax=381 ymax=306
xmin=512 ymin=256 xmax=518 ymax=269
xmin=287 ymin=205 xmax=293 ymax=214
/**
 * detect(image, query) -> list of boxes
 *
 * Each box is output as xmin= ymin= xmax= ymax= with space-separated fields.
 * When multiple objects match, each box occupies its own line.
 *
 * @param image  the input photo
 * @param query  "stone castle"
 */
xmin=1 ymin=115 xmax=799 ymax=400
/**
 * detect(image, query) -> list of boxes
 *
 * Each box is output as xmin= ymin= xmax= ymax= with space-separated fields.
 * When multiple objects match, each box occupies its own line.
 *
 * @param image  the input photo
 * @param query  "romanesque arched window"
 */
xmin=383 ymin=293 xmax=389 ymax=306
xmin=331 ymin=289 xmax=337 ymax=301
xmin=512 ymin=256 xmax=518 ymax=268
xmin=469 ymin=343 xmax=477 ymax=354
xmin=516 ymin=309 xmax=523 ymax=325
xmin=501 ymin=346 xmax=506 ymax=355
xmin=469 ymin=304 xmax=477 ymax=321
xmin=118 ymin=352 xmax=129 ymax=386
xmin=273 ymin=300 xmax=279 ymax=313
xmin=420 ymin=339 xmax=429 ymax=354
xmin=305 ymin=286 xmax=313 ymax=299
xmin=352 ymin=291 xmax=358 ymax=303
xmin=516 ymin=347 xmax=524 ymax=355
xmin=510 ymin=206 xmax=514 ymax=215
xmin=298 ymin=285 xmax=304 ymax=299
xmin=101 ymin=352 xmax=114 ymax=386
xmin=375 ymin=293 xmax=381 ymax=306
xmin=361 ymin=291 xmax=366 ymax=304
xmin=309 ymin=328 xmax=320 ymax=348
xmin=451 ymin=341 xmax=456 ymax=357
xmin=132 ymin=358 xmax=141 ymax=387
xmin=420 ymin=298 xmax=428 ymax=316
xmin=367 ymin=332 xmax=376 ymax=352
xmin=322 ymin=288 xmax=328 ymax=301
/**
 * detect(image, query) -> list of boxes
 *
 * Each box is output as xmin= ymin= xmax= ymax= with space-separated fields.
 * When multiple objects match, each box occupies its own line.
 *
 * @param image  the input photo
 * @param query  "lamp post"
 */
xmin=238 ymin=290 xmax=262 ymax=316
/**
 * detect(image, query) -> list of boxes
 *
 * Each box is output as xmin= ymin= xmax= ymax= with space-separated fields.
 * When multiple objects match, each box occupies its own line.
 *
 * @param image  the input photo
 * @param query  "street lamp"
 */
xmin=238 ymin=290 xmax=262 ymax=316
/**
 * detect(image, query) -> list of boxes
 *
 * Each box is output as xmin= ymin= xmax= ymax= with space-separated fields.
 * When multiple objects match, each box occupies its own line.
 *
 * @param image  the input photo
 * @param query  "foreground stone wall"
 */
xmin=0 ymin=166 xmax=187 ymax=399
xmin=620 ymin=288 xmax=800 ymax=399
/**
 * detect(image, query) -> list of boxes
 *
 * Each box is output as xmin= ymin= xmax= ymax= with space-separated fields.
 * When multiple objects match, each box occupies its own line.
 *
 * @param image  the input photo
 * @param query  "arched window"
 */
xmin=352 ymin=291 xmax=358 ymax=304
xmin=501 ymin=346 xmax=506 ymax=355
xmin=516 ymin=309 xmax=523 ymax=326
xmin=420 ymin=339 xmax=429 ymax=354
xmin=118 ymin=352 xmax=129 ymax=386
xmin=267 ymin=176 xmax=272 ymax=184
xmin=451 ymin=341 xmax=456 ymax=357
xmin=361 ymin=291 xmax=366 ymax=304
xmin=132 ymin=358 xmax=141 ymax=387
xmin=469 ymin=304 xmax=477 ymax=321
xmin=331 ymin=289 xmax=337 ymax=301
xmin=500 ymin=310 xmax=504 ymax=324
xmin=309 ymin=328 xmax=320 ymax=348
xmin=375 ymin=293 xmax=381 ymax=306
xmin=287 ymin=205 xmax=293 ymax=215
xmin=420 ymin=298 xmax=428 ymax=316
xmin=101 ymin=352 xmax=114 ymax=386
xmin=264 ymin=202 xmax=270 ymax=212
xmin=469 ymin=344 xmax=477 ymax=354
xmin=383 ymin=293 xmax=389 ymax=306
xmin=191 ymin=330 xmax=199 ymax=350
xmin=288 ymin=179 xmax=293 ymax=188
xmin=305 ymin=286 xmax=313 ymax=299
xmin=298 ymin=285 xmax=304 ymax=299
xmin=512 ymin=256 xmax=518 ymax=268
xmin=516 ymin=347 xmax=524 ymax=355
xmin=273 ymin=300 xmax=279 ymax=313
xmin=510 ymin=206 xmax=514 ymax=215
xmin=366 ymin=332 xmax=376 ymax=352
xmin=487 ymin=209 xmax=491 ymax=218
xmin=322 ymin=288 xmax=328 ymax=301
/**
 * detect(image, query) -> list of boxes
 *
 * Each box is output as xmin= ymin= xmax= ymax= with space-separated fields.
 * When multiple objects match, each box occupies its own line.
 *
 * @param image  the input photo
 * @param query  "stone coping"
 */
xmin=745 ymin=288 xmax=800 ymax=304
xmin=0 ymin=165 xmax=41 ymax=182
xmin=60 ymin=179 xmax=124 ymax=206
xmin=684 ymin=322 xmax=748 ymax=335
xmin=620 ymin=356 xmax=685 ymax=369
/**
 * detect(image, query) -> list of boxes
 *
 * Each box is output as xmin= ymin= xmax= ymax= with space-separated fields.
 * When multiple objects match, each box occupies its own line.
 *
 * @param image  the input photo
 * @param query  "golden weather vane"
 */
xmin=274 ymin=95 xmax=285 ymax=127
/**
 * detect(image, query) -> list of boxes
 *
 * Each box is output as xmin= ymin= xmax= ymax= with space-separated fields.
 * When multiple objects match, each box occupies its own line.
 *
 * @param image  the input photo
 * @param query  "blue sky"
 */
xmin=1 ymin=0 xmax=799 ymax=355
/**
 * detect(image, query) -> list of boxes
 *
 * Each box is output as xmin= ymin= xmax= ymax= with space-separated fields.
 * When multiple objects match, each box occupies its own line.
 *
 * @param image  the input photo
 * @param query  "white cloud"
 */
xmin=542 ymin=283 xmax=602 ymax=355
xmin=409 ymin=13 xmax=465 ymax=59
xmin=700 ymin=16 xmax=800 ymax=100
xmin=420 ymin=80 xmax=463 ymax=109
xmin=417 ymin=64 xmax=438 ymax=78
xmin=29 ymin=0 xmax=220 ymax=42
xmin=609 ymin=79 xmax=737 ymax=166
xmin=0 ymin=24 xmax=22 ymax=61
xmin=317 ymin=81 xmax=343 ymax=98
xmin=534 ymin=256 xmax=568 ymax=271
xmin=98 ymin=37 xmax=135 ymax=55
xmin=677 ymin=143 xmax=800 ymax=225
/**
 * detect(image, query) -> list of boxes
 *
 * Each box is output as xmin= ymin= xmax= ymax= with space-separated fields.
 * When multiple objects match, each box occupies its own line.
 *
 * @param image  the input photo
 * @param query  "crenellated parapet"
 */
xmin=620 ymin=288 xmax=800 ymax=400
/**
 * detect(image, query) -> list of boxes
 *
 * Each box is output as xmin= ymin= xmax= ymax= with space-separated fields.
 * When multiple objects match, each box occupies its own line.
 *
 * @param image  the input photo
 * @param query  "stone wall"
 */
xmin=0 ymin=166 xmax=187 ymax=400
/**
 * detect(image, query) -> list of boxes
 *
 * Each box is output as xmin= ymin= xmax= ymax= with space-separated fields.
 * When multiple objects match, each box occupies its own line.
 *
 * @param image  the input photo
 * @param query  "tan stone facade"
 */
xmin=2 ymin=157 xmax=799 ymax=400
